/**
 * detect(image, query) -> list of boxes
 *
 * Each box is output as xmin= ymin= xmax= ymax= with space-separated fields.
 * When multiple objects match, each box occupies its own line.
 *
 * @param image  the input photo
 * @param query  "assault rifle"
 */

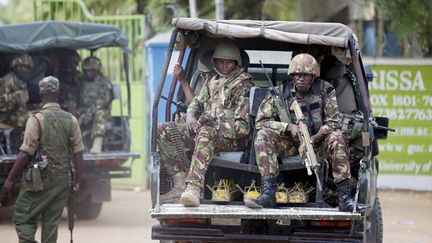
xmin=258 ymin=61 xmax=291 ymax=123
xmin=290 ymin=99 xmax=322 ymax=191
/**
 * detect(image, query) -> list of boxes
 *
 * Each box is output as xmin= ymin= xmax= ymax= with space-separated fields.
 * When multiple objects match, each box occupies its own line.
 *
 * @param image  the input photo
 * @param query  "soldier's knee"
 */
xmin=255 ymin=128 xmax=275 ymax=141
xmin=157 ymin=123 xmax=170 ymax=137
xmin=326 ymin=130 xmax=347 ymax=144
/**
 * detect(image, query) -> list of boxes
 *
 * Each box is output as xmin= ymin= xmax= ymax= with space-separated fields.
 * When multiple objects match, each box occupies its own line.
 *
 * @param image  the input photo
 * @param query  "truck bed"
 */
xmin=150 ymin=204 xmax=361 ymax=221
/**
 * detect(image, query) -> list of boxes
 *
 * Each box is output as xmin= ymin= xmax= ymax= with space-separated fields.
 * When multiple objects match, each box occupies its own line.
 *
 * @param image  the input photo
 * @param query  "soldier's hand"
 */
xmin=173 ymin=64 xmax=186 ymax=82
xmin=3 ymin=179 xmax=14 ymax=194
xmin=286 ymin=124 xmax=301 ymax=140
xmin=310 ymin=131 xmax=325 ymax=147
xmin=186 ymin=113 xmax=201 ymax=134
xmin=198 ymin=113 xmax=216 ymax=127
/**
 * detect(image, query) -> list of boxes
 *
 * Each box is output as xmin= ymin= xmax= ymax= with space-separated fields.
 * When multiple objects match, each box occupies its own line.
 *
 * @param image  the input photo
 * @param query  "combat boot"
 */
xmin=90 ymin=136 xmax=103 ymax=153
xmin=180 ymin=182 xmax=201 ymax=207
xmin=336 ymin=179 xmax=369 ymax=213
xmin=160 ymin=171 xmax=186 ymax=203
xmin=245 ymin=176 xmax=277 ymax=209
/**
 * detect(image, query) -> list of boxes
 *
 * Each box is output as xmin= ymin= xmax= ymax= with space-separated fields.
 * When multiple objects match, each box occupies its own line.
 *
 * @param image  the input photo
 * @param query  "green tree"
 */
xmin=0 ymin=0 xmax=33 ymax=24
xmin=375 ymin=0 xmax=432 ymax=56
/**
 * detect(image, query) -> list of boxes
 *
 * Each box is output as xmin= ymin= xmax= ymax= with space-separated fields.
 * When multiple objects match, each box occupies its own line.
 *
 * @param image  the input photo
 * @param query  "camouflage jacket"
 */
xmin=0 ymin=72 xmax=28 ymax=114
xmin=59 ymin=73 xmax=81 ymax=113
xmin=187 ymin=67 xmax=253 ymax=140
xmin=78 ymin=74 xmax=113 ymax=114
xmin=256 ymin=79 xmax=341 ymax=136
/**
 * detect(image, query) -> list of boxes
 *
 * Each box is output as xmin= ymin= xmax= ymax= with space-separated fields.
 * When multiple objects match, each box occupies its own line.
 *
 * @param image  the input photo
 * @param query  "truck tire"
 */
xmin=365 ymin=197 xmax=383 ymax=243
xmin=75 ymin=196 xmax=103 ymax=220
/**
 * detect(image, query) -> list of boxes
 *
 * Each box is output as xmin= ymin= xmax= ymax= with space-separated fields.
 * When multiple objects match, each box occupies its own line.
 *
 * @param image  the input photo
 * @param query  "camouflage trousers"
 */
xmin=255 ymin=128 xmax=351 ymax=183
xmin=157 ymin=122 xmax=246 ymax=188
xmin=80 ymin=109 xmax=109 ymax=138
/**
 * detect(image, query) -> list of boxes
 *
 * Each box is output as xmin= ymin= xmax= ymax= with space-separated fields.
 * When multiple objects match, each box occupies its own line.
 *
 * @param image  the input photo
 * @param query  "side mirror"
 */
xmin=364 ymin=64 xmax=374 ymax=82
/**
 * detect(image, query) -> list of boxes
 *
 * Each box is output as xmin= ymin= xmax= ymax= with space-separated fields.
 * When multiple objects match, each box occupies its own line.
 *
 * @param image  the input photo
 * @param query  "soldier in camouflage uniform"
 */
xmin=58 ymin=50 xmax=81 ymax=115
xmin=157 ymin=43 xmax=253 ymax=206
xmin=3 ymin=76 xmax=84 ymax=243
xmin=245 ymin=53 xmax=365 ymax=212
xmin=0 ymin=54 xmax=32 ymax=127
xmin=78 ymin=56 xmax=113 ymax=153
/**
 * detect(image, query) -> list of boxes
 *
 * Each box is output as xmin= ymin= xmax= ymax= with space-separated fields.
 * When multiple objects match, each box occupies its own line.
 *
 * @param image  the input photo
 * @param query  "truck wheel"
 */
xmin=365 ymin=197 xmax=383 ymax=243
xmin=75 ymin=196 xmax=103 ymax=220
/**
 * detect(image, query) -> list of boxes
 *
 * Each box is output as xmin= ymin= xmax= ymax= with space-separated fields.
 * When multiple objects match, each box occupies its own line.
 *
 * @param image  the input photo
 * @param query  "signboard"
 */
xmin=367 ymin=60 xmax=432 ymax=189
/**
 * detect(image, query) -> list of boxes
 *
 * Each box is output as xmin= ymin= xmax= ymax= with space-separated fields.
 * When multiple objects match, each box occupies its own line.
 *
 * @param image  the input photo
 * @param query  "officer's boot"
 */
xmin=160 ymin=171 xmax=186 ymax=203
xmin=336 ymin=179 xmax=369 ymax=212
xmin=180 ymin=182 xmax=201 ymax=207
xmin=245 ymin=176 xmax=277 ymax=209
xmin=90 ymin=136 xmax=103 ymax=153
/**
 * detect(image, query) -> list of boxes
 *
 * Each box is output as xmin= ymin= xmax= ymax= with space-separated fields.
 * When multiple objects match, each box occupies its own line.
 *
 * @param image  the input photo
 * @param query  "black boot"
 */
xmin=245 ymin=176 xmax=277 ymax=209
xmin=336 ymin=179 xmax=355 ymax=212
xmin=336 ymin=179 xmax=369 ymax=213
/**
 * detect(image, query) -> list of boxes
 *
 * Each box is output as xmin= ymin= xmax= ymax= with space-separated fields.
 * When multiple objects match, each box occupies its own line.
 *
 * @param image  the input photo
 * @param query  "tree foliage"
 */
xmin=375 ymin=0 xmax=432 ymax=56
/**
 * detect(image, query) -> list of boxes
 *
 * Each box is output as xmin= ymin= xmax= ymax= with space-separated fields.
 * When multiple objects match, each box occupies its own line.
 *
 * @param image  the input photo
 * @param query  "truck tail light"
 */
xmin=163 ymin=218 xmax=207 ymax=226
xmin=311 ymin=220 xmax=351 ymax=228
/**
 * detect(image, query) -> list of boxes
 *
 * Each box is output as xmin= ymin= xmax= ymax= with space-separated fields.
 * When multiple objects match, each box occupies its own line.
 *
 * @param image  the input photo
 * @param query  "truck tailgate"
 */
xmin=150 ymin=204 xmax=361 ymax=221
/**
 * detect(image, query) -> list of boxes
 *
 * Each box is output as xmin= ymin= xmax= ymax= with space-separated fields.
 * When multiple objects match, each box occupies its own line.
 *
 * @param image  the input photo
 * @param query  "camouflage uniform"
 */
xmin=13 ymin=76 xmax=84 ymax=243
xmin=255 ymin=54 xmax=351 ymax=183
xmin=0 ymin=54 xmax=32 ymax=127
xmin=58 ymin=74 xmax=81 ymax=113
xmin=78 ymin=75 xmax=112 ymax=139
xmin=246 ymin=53 xmax=364 ymax=211
xmin=255 ymin=80 xmax=351 ymax=183
xmin=158 ymin=66 xmax=252 ymax=186
xmin=58 ymin=51 xmax=81 ymax=114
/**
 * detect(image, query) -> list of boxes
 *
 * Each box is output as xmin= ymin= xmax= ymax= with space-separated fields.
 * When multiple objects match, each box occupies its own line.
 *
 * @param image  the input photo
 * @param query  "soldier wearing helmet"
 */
xmin=246 ymin=53 xmax=366 ymax=213
xmin=0 ymin=53 xmax=33 ymax=127
xmin=77 ymin=56 xmax=113 ymax=153
xmin=157 ymin=42 xmax=253 ymax=206
xmin=58 ymin=49 xmax=81 ymax=115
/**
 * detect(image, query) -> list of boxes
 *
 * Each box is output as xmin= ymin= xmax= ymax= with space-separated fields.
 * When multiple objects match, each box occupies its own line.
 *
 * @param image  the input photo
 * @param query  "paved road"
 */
xmin=1 ymin=189 xmax=431 ymax=243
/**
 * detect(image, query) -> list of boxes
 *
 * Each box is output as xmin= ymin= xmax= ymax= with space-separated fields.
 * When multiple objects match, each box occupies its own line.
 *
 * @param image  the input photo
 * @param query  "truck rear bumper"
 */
xmin=150 ymin=204 xmax=361 ymax=221
xmin=152 ymin=224 xmax=364 ymax=242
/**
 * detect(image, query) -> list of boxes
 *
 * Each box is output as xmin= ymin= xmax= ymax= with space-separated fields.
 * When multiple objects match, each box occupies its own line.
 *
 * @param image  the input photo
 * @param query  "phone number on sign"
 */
xmin=373 ymin=108 xmax=432 ymax=120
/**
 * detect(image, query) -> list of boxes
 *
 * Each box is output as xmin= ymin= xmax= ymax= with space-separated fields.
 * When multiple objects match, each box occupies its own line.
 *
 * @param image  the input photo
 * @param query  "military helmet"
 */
xmin=82 ymin=56 xmax=102 ymax=71
xmin=288 ymin=53 xmax=320 ymax=77
xmin=198 ymin=50 xmax=213 ymax=72
xmin=10 ymin=54 xmax=33 ymax=68
xmin=212 ymin=43 xmax=242 ymax=66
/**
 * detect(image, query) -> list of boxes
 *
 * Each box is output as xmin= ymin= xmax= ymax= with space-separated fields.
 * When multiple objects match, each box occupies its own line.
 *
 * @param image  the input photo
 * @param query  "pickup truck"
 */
xmin=150 ymin=18 xmax=390 ymax=243
xmin=0 ymin=21 xmax=140 ymax=219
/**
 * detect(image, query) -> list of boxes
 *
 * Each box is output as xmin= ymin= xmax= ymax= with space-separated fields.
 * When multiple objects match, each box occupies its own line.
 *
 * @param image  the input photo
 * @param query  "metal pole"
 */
xmin=189 ymin=0 xmax=197 ymax=18
xmin=151 ymin=29 xmax=178 ymax=152
xmin=215 ymin=0 xmax=224 ymax=20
